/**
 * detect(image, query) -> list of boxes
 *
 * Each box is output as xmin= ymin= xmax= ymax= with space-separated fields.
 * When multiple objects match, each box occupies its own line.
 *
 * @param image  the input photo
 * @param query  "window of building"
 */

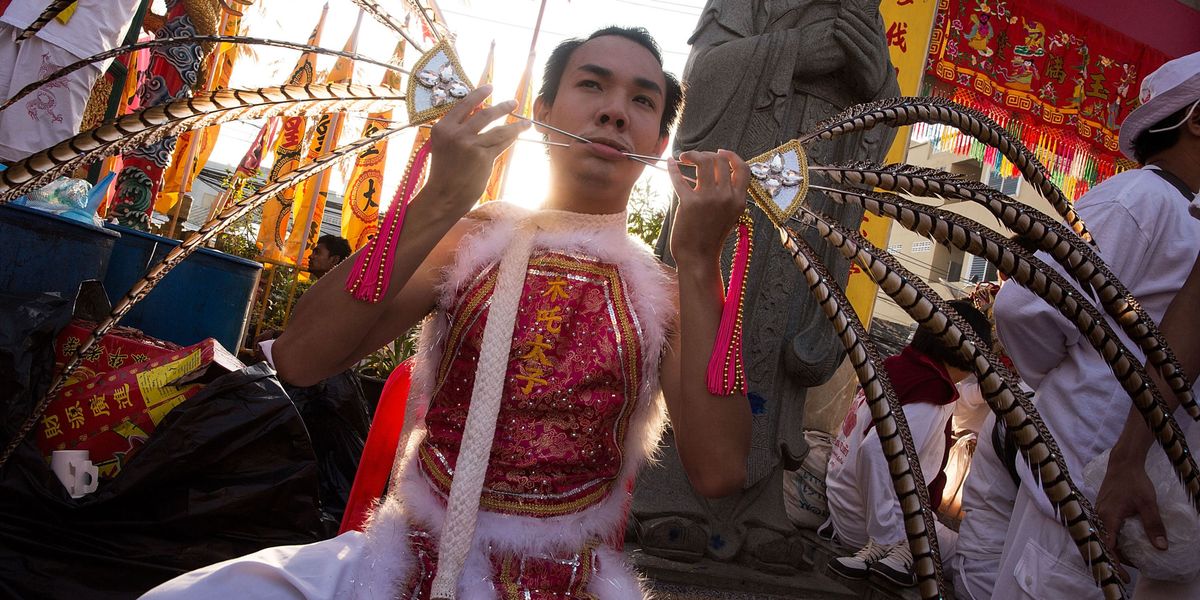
xmin=911 ymin=240 xmax=933 ymax=253
xmin=888 ymin=243 xmax=903 ymax=252
xmin=964 ymin=254 xmax=999 ymax=283
xmin=984 ymin=169 xmax=1021 ymax=196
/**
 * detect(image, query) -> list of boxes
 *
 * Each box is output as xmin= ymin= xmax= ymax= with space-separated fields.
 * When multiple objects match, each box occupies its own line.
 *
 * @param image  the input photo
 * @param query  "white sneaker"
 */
xmin=827 ymin=538 xmax=888 ymax=579
xmin=869 ymin=540 xmax=917 ymax=587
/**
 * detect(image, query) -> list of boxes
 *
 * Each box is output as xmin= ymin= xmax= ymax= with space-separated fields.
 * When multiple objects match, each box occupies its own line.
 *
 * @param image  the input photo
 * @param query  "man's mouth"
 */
xmin=583 ymin=136 xmax=630 ymax=160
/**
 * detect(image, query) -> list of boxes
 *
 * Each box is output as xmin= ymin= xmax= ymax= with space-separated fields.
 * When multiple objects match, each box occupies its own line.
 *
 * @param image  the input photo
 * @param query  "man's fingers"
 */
xmin=678 ymin=150 xmax=719 ymax=188
xmin=667 ymin=157 xmax=695 ymax=193
xmin=443 ymin=84 xmax=493 ymax=125
xmin=1139 ymin=501 xmax=1169 ymax=551
xmin=463 ymin=99 xmax=519 ymax=134
xmin=719 ymin=149 xmax=751 ymax=194
xmin=476 ymin=120 xmax=530 ymax=148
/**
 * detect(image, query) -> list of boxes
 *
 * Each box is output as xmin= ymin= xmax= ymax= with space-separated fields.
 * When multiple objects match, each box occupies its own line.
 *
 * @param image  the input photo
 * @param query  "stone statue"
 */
xmin=637 ymin=0 xmax=900 ymax=572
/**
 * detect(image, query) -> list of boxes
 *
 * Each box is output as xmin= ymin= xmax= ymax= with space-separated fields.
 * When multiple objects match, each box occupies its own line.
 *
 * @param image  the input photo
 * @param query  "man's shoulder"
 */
xmin=1077 ymin=168 xmax=1178 ymax=211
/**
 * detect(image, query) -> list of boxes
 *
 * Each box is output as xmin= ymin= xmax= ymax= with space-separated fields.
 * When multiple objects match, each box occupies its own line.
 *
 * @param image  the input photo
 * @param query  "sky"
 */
xmin=208 ymin=0 xmax=709 ymax=212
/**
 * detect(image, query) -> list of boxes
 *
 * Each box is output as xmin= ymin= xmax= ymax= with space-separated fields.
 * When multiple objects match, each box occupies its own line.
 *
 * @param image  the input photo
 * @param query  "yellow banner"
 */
xmin=256 ymin=6 xmax=328 ymax=263
xmin=284 ymin=11 xmax=362 ymax=266
xmin=843 ymin=0 xmax=938 ymax=327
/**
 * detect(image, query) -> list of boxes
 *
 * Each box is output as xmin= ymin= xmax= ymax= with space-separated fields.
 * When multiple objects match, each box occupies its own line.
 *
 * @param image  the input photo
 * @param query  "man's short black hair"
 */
xmin=317 ymin=234 xmax=352 ymax=262
xmin=910 ymin=298 xmax=992 ymax=372
xmin=538 ymin=26 xmax=684 ymax=138
xmin=1132 ymin=104 xmax=1191 ymax=164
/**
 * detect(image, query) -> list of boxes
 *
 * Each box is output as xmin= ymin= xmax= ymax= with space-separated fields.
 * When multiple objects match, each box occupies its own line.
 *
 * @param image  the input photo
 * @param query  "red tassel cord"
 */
xmin=345 ymin=139 xmax=432 ymax=302
xmin=706 ymin=212 xmax=753 ymax=396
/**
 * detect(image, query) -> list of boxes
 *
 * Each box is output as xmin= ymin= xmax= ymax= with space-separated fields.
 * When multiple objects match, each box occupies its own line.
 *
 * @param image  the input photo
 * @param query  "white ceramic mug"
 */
xmin=50 ymin=450 xmax=99 ymax=498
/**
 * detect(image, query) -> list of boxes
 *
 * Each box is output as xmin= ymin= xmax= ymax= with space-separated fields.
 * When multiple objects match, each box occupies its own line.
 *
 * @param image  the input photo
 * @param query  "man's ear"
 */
xmin=533 ymin=96 xmax=550 ymax=134
xmin=654 ymin=134 xmax=669 ymax=155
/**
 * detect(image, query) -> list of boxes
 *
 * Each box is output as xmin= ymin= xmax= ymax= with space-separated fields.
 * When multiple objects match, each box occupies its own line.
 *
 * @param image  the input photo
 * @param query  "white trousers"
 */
xmin=991 ymin=485 xmax=1104 ymax=600
xmin=827 ymin=423 xmax=959 ymax=560
xmin=140 ymin=532 xmax=371 ymax=600
xmin=952 ymin=413 xmax=1018 ymax=600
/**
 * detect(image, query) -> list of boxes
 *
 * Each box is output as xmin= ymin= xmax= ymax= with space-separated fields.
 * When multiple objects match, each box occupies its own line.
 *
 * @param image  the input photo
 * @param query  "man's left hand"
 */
xmin=667 ymin=149 xmax=751 ymax=263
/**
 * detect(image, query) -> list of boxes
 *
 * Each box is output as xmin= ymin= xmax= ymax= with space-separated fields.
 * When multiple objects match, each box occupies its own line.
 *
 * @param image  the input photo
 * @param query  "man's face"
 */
xmin=534 ymin=35 xmax=670 ymax=191
xmin=308 ymin=243 xmax=337 ymax=275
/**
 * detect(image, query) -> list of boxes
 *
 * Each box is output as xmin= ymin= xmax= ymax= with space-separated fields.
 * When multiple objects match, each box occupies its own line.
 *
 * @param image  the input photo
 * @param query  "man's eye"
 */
xmin=579 ymin=80 xmax=600 ymax=89
xmin=635 ymin=96 xmax=656 ymax=108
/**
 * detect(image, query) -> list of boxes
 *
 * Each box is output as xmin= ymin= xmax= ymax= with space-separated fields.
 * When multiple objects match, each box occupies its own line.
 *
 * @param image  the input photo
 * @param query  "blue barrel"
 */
xmin=0 ymin=203 xmax=120 ymax=297
xmin=102 ymin=224 xmax=262 ymax=351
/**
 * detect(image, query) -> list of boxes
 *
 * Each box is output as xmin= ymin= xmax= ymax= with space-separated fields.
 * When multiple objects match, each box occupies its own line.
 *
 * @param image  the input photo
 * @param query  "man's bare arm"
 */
xmin=658 ymin=149 xmax=753 ymax=498
xmin=1097 ymin=255 xmax=1200 ymax=562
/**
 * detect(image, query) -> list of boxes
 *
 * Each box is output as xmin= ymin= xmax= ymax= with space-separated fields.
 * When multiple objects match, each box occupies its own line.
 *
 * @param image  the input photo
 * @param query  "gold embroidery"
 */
xmin=520 ymin=334 xmax=554 ymax=367
xmin=423 ymin=252 xmax=646 ymax=518
xmin=535 ymin=306 xmax=563 ymax=335
xmin=542 ymin=278 xmax=570 ymax=301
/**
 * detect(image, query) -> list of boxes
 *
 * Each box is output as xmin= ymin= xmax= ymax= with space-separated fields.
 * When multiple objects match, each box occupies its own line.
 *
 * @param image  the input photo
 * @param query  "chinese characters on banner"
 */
xmin=842 ymin=0 xmax=939 ymax=327
xmin=924 ymin=0 xmax=1170 ymax=197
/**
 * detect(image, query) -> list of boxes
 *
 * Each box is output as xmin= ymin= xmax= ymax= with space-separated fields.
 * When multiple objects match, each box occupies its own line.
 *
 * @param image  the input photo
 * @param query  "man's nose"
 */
xmin=596 ymin=101 xmax=628 ymax=130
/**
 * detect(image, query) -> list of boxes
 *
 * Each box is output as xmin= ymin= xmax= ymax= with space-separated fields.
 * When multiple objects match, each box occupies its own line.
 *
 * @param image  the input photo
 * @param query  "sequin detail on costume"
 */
xmin=419 ymin=252 xmax=644 ymax=518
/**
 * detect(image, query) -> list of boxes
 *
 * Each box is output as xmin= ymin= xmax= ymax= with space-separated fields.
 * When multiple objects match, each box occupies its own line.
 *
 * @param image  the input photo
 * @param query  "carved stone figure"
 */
xmin=637 ymin=0 xmax=900 ymax=571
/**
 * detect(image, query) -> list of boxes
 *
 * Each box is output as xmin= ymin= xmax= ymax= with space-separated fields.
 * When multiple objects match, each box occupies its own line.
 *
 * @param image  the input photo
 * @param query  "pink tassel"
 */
xmin=345 ymin=140 xmax=432 ymax=302
xmin=706 ymin=214 xmax=752 ymax=396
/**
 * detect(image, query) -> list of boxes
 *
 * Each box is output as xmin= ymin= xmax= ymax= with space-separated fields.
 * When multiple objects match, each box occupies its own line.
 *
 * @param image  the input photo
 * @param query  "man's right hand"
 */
xmin=1096 ymin=454 xmax=1168 ymax=581
xmin=424 ymin=84 xmax=529 ymax=215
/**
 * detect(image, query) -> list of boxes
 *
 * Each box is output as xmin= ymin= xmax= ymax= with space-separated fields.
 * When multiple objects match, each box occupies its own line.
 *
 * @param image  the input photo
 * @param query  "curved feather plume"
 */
xmin=0 ymin=123 xmax=412 ymax=470
xmin=402 ymin=0 xmax=448 ymax=42
xmin=793 ymin=207 xmax=1125 ymax=598
xmin=779 ymin=226 xmax=946 ymax=599
xmin=0 ymin=83 xmax=406 ymax=203
xmin=15 ymin=0 xmax=75 ymax=42
xmin=0 ymin=35 xmax=410 ymax=114
xmin=349 ymin=0 xmax=428 ymax=53
xmin=799 ymin=97 xmax=1091 ymax=245
xmin=816 ymin=162 xmax=1198 ymax=419
xmin=810 ymin=183 xmax=1200 ymax=510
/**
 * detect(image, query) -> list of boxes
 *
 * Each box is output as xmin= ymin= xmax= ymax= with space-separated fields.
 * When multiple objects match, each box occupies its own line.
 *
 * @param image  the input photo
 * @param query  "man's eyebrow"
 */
xmin=577 ymin=63 xmax=663 ymax=96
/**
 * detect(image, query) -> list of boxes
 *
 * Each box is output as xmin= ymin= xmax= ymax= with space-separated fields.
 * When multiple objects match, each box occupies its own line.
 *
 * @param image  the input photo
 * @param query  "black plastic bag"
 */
xmin=0 ymin=363 xmax=326 ymax=600
xmin=0 ymin=291 xmax=73 ymax=445
xmin=284 ymin=371 xmax=371 ymax=528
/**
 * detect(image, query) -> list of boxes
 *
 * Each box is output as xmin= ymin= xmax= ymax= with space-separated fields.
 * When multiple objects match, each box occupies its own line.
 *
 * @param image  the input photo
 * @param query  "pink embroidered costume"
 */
xmin=141 ymin=202 xmax=676 ymax=599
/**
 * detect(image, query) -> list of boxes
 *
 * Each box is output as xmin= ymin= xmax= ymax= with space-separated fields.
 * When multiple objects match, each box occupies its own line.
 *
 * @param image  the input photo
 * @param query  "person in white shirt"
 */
xmin=823 ymin=299 xmax=992 ymax=588
xmin=989 ymin=51 xmax=1200 ymax=599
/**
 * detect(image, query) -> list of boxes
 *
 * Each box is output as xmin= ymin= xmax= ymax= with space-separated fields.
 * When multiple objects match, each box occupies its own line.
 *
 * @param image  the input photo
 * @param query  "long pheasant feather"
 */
xmin=0 ymin=35 xmax=409 ymax=114
xmin=799 ymin=97 xmax=1091 ymax=245
xmin=794 ymin=206 xmax=1125 ymax=598
xmin=349 ymin=0 xmax=428 ymax=53
xmin=0 ymin=83 xmax=406 ymax=203
xmin=810 ymin=184 xmax=1200 ymax=511
xmin=816 ymin=162 xmax=1197 ymax=419
xmin=15 ymin=0 xmax=75 ymax=42
xmin=780 ymin=227 xmax=946 ymax=599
